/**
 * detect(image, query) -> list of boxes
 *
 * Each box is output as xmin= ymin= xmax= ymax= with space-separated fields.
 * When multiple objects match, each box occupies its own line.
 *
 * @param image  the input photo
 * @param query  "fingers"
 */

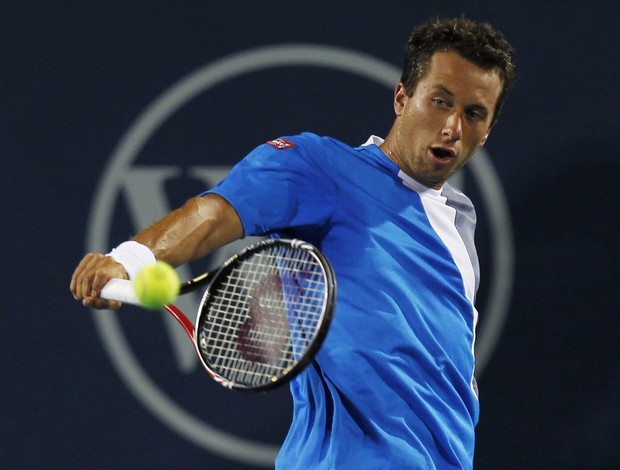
xmin=70 ymin=253 xmax=128 ymax=310
xmin=70 ymin=253 xmax=98 ymax=300
xmin=70 ymin=254 xmax=94 ymax=299
xmin=82 ymin=296 xmax=122 ymax=310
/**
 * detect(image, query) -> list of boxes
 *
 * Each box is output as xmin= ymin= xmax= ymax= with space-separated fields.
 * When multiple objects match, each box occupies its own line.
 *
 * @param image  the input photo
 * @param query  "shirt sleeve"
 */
xmin=205 ymin=133 xmax=338 ymax=237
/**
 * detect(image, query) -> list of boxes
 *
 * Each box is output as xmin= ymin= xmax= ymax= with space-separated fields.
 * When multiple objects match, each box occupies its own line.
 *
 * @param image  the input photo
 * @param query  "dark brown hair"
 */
xmin=401 ymin=16 xmax=517 ymax=126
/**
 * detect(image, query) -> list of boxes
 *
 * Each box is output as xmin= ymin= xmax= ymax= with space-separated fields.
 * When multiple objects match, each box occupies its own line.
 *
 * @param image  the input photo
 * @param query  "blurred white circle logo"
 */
xmin=87 ymin=44 xmax=514 ymax=466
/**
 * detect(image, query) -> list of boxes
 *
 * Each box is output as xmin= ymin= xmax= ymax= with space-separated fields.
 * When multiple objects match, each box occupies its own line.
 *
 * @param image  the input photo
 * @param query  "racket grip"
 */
xmin=101 ymin=278 xmax=140 ymax=305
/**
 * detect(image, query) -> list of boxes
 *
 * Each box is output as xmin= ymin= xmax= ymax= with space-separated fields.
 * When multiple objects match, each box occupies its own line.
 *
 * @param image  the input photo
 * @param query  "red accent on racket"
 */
xmin=101 ymin=238 xmax=336 ymax=392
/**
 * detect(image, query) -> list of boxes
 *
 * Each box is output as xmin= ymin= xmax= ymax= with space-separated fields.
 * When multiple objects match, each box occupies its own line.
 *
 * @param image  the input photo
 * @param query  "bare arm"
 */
xmin=133 ymin=193 xmax=243 ymax=266
xmin=70 ymin=193 xmax=243 ymax=309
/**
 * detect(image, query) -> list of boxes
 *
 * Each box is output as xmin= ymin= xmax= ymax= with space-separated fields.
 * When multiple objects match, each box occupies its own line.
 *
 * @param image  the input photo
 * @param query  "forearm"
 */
xmin=133 ymin=193 xmax=243 ymax=267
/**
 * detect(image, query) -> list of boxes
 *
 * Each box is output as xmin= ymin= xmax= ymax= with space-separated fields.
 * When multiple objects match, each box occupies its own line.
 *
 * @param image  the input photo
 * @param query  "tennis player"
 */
xmin=71 ymin=16 xmax=516 ymax=468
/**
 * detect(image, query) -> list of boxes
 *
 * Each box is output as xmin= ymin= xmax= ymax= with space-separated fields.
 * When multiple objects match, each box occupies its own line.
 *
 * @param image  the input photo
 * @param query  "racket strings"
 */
xmin=197 ymin=246 xmax=327 ymax=387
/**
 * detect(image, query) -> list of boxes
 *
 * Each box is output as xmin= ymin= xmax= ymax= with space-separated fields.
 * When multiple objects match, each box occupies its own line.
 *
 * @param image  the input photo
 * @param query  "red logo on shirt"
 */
xmin=266 ymin=138 xmax=296 ymax=150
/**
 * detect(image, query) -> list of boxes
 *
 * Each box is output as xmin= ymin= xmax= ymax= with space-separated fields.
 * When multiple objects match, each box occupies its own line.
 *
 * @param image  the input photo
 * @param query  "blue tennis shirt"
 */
xmin=208 ymin=133 xmax=480 ymax=469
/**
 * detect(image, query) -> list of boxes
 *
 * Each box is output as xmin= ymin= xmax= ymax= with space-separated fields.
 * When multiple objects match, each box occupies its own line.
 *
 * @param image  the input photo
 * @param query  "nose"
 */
xmin=442 ymin=112 xmax=462 ymax=142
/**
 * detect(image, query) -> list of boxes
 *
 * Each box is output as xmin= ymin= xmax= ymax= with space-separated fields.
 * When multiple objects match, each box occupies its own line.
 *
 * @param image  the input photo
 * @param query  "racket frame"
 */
xmin=193 ymin=238 xmax=336 ymax=392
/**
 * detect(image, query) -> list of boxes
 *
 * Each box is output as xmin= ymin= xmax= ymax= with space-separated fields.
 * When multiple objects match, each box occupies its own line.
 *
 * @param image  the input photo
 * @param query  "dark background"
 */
xmin=3 ymin=1 xmax=619 ymax=468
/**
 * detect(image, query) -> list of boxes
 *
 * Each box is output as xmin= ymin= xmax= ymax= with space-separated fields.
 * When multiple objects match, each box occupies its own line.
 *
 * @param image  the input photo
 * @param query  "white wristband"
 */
xmin=106 ymin=241 xmax=156 ymax=280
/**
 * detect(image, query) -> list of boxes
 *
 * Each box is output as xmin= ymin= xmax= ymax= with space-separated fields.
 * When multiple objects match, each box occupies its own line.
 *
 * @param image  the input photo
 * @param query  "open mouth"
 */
xmin=430 ymin=147 xmax=456 ymax=163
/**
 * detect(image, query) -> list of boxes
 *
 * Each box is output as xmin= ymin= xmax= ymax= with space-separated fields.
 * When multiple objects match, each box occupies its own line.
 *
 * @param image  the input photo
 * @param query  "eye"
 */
xmin=466 ymin=109 xmax=487 ymax=122
xmin=432 ymin=98 xmax=449 ymax=107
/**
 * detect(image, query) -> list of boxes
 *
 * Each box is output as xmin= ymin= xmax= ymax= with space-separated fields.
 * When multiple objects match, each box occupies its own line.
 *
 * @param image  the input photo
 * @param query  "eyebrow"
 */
xmin=433 ymin=85 xmax=490 ymax=115
xmin=433 ymin=85 xmax=454 ymax=96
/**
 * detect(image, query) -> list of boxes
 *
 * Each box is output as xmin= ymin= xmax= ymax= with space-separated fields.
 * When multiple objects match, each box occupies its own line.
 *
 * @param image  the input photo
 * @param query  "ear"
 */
xmin=478 ymin=124 xmax=493 ymax=147
xmin=393 ymin=83 xmax=408 ymax=116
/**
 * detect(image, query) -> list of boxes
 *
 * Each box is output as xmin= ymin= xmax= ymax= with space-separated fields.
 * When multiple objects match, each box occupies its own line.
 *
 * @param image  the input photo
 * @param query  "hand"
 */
xmin=70 ymin=253 xmax=128 ymax=309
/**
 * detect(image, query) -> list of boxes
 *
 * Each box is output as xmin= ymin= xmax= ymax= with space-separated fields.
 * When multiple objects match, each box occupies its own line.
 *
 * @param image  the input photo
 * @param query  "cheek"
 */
xmin=402 ymin=105 xmax=436 ymax=134
xmin=464 ymin=126 xmax=490 ymax=150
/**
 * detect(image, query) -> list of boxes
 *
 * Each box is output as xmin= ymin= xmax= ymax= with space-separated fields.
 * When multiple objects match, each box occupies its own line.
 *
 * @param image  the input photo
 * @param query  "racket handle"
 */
xmin=101 ymin=278 xmax=140 ymax=305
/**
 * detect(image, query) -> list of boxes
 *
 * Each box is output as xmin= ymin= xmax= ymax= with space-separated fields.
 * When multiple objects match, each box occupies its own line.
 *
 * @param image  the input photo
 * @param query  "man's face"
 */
xmin=386 ymin=51 xmax=502 ymax=189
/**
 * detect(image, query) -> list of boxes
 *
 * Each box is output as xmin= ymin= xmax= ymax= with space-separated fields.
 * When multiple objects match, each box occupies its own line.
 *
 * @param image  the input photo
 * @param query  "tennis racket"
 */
xmin=100 ymin=238 xmax=336 ymax=392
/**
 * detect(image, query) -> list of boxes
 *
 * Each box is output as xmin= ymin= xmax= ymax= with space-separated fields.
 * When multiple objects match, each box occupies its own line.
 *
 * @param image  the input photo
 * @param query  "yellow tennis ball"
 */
xmin=133 ymin=261 xmax=180 ymax=309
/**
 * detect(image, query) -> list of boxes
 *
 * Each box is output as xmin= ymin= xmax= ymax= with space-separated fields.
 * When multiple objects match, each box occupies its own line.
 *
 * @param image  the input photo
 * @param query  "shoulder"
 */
xmin=266 ymin=132 xmax=352 ymax=153
xmin=254 ymin=133 xmax=358 ymax=170
xmin=442 ymin=182 xmax=477 ymax=222
xmin=442 ymin=182 xmax=474 ymax=206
